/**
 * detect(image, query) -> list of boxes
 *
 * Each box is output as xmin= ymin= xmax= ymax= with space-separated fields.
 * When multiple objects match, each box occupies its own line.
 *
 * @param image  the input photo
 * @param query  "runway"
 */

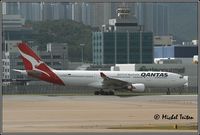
xmin=3 ymin=95 xmax=197 ymax=133
xmin=3 ymin=132 xmax=198 ymax=135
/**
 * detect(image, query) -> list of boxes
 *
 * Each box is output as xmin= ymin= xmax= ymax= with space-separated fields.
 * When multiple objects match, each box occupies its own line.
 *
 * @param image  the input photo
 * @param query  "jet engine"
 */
xmin=127 ymin=83 xmax=145 ymax=92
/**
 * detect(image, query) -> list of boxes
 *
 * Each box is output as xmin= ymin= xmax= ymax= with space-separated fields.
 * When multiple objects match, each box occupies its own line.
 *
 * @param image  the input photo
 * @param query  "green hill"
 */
xmin=27 ymin=20 xmax=98 ymax=62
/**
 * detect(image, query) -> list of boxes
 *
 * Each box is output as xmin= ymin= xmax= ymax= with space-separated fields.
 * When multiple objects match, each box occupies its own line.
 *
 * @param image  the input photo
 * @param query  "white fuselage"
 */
xmin=54 ymin=70 xmax=187 ymax=89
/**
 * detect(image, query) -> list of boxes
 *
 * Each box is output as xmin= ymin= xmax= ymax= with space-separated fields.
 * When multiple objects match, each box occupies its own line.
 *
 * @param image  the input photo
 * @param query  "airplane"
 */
xmin=14 ymin=42 xmax=188 ymax=95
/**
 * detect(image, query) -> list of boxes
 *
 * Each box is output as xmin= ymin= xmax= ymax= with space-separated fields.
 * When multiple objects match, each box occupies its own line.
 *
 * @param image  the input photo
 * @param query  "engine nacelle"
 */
xmin=127 ymin=83 xmax=145 ymax=92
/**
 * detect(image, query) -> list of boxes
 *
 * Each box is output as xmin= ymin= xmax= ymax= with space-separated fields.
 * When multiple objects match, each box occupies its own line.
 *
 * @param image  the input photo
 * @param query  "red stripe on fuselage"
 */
xmin=35 ymin=63 xmax=65 ymax=85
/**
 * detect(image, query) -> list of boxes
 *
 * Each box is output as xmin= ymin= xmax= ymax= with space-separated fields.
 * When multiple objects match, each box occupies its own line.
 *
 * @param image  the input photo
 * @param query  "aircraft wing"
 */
xmin=100 ymin=72 xmax=129 ymax=89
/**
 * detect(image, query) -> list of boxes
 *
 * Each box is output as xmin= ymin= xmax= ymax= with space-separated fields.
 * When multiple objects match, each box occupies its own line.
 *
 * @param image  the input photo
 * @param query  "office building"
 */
xmin=93 ymin=7 xmax=153 ymax=65
xmin=3 ymin=52 xmax=10 ymax=80
xmin=93 ymin=31 xmax=153 ymax=65
xmin=154 ymin=45 xmax=198 ymax=58
xmin=39 ymin=43 xmax=69 ymax=70
xmin=136 ymin=3 xmax=169 ymax=36
xmin=5 ymin=2 xmax=19 ymax=15
xmin=3 ymin=14 xmax=25 ymax=29
xmin=3 ymin=14 xmax=33 ymax=42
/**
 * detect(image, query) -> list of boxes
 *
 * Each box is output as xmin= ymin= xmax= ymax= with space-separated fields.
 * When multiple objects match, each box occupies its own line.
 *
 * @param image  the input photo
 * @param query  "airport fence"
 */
xmin=2 ymin=84 xmax=198 ymax=95
xmin=2 ymin=85 xmax=95 ymax=95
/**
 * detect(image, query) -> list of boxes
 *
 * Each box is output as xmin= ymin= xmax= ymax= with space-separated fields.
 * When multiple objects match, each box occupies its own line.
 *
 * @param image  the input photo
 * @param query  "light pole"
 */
xmin=80 ymin=44 xmax=85 ymax=63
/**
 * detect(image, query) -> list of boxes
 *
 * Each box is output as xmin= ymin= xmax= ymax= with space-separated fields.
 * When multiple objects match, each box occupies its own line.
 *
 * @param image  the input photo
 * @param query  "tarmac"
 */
xmin=3 ymin=95 xmax=197 ymax=133
xmin=2 ymin=132 xmax=198 ymax=135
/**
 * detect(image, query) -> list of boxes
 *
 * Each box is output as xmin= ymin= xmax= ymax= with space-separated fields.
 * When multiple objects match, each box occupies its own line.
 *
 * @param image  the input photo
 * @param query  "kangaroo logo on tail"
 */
xmin=18 ymin=48 xmax=50 ymax=77
xmin=17 ymin=42 xmax=65 ymax=85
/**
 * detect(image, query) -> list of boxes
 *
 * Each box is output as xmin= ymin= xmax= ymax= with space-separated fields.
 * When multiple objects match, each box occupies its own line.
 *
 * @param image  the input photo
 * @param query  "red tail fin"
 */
xmin=17 ymin=42 xmax=65 ymax=85
xmin=18 ymin=42 xmax=41 ymax=70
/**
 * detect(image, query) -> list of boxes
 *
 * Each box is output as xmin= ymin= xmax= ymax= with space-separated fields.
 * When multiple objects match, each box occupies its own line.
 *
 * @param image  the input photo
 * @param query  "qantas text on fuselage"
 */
xmin=141 ymin=73 xmax=168 ymax=78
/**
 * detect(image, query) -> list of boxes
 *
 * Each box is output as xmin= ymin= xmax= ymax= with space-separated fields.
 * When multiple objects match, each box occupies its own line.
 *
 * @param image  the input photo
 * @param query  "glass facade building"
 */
xmin=93 ymin=32 xmax=153 ymax=65
xmin=154 ymin=45 xmax=198 ymax=58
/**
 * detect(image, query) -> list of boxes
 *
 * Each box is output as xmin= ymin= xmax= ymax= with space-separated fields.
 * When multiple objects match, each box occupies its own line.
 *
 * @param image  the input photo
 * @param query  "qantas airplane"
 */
xmin=14 ymin=42 xmax=188 ymax=95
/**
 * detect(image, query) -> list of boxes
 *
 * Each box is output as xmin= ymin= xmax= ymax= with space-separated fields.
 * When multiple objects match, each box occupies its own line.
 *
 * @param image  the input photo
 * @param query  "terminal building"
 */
xmin=3 ymin=15 xmax=33 ymax=41
xmin=39 ymin=43 xmax=69 ymax=70
xmin=154 ymin=45 xmax=198 ymax=58
xmin=93 ymin=7 xmax=153 ymax=65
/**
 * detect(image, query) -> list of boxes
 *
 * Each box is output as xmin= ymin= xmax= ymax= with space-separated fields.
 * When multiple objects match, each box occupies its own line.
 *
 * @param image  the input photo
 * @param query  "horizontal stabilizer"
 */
xmin=12 ymin=69 xmax=27 ymax=75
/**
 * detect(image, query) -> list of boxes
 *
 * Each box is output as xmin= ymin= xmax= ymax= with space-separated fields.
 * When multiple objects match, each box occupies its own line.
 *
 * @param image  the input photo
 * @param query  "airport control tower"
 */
xmin=93 ymin=6 xmax=153 ymax=65
xmin=103 ymin=6 xmax=143 ymax=32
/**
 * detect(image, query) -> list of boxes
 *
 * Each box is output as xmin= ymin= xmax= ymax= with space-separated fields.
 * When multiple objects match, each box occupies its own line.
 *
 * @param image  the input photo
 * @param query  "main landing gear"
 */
xmin=166 ymin=88 xmax=171 ymax=95
xmin=94 ymin=89 xmax=115 ymax=95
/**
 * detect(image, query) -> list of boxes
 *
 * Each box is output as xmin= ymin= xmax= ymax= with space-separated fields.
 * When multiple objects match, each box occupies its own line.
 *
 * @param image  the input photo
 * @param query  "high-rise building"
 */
xmin=22 ymin=3 xmax=41 ymax=21
xmin=42 ymin=3 xmax=54 ymax=20
xmin=66 ymin=3 xmax=73 ymax=20
xmin=5 ymin=2 xmax=19 ymax=15
xmin=90 ymin=3 xmax=105 ymax=27
xmin=6 ymin=3 xmax=43 ymax=21
xmin=136 ymin=3 xmax=169 ymax=36
xmin=81 ymin=3 xmax=91 ymax=25
xmin=4 ymin=2 xmax=137 ymax=28
xmin=42 ymin=3 xmax=72 ymax=21
xmin=59 ymin=3 xmax=70 ymax=20
xmin=72 ymin=3 xmax=82 ymax=22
